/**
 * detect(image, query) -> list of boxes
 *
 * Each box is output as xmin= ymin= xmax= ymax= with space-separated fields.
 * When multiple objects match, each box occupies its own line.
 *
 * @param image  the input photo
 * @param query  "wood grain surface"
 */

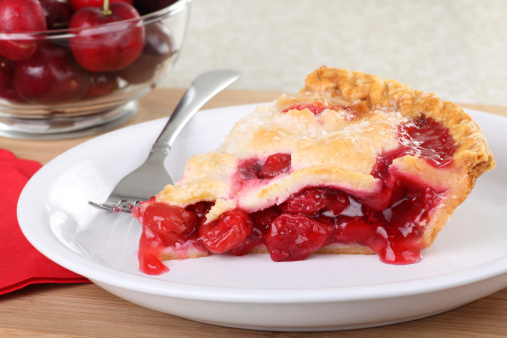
xmin=1 ymin=89 xmax=506 ymax=337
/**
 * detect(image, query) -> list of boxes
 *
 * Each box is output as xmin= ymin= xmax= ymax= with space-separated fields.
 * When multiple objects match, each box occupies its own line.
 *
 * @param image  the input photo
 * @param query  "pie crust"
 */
xmin=133 ymin=67 xmax=495 ymax=274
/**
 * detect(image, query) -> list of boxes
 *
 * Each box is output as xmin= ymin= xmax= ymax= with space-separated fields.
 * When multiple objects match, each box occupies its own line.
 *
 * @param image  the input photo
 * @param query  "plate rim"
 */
xmin=17 ymin=104 xmax=507 ymax=304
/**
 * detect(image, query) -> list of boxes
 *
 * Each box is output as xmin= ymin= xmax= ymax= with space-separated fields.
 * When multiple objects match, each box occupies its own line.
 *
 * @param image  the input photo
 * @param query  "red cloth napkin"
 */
xmin=0 ymin=148 xmax=89 ymax=296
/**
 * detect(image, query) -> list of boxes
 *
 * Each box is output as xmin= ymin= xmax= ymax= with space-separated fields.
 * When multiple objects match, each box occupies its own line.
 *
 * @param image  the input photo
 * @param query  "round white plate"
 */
xmin=18 ymin=104 xmax=507 ymax=331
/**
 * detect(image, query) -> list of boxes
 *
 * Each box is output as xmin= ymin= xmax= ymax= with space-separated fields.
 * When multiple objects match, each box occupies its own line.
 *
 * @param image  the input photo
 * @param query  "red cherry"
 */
xmin=142 ymin=204 xmax=197 ymax=246
xmin=229 ymin=232 xmax=263 ymax=257
xmin=0 ymin=57 xmax=24 ymax=102
xmin=279 ymin=187 xmax=328 ymax=216
xmin=198 ymin=209 xmax=253 ymax=254
xmin=265 ymin=213 xmax=333 ymax=262
xmin=70 ymin=0 xmax=133 ymax=11
xmin=325 ymin=190 xmax=350 ymax=216
xmin=250 ymin=206 xmax=282 ymax=234
xmin=83 ymin=71 xmax=119 ymax=99
xmin=260 ymin=153 xmax=291 ymax=178
xmin=0 ymin=86 xmax=25 ymax=103
xmin=38 ymin=0 xmax=73 ymax=29
xmin=69 ymin=2 xmax=146 ymax=72
xmin=118 ymin=21 xmax=174 ymax=84
xmin=0 ymin=0 xmax=47 ymax=61
xmin=13 ymin=43 xmax=90 ymax=104
xmin=229 ymin=206 xmax=282 ymax=256
xmin=333 ymin=217 xmax=378 ymax=245
xmin=134 ymin=0 xmax=178 ymax=15
xmin=0 ymin=57 xmax=12 ymax=89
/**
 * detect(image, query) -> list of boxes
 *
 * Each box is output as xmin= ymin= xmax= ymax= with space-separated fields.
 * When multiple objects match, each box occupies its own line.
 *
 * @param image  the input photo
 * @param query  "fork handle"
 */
xmin=147 ymin=69 xmax=241 ymax=159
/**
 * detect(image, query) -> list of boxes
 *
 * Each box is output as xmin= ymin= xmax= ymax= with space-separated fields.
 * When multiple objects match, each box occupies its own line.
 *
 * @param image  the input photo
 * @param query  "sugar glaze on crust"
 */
xmin=148 ymin=67 xmax=495 ymax=260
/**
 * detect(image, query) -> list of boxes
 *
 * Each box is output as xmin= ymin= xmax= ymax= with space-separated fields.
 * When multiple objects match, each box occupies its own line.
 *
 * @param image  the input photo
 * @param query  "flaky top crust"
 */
xmin=295 ymin=67 xmax=495 ymax=177
xmin=155 ymin=67 xmax=495 ymax=247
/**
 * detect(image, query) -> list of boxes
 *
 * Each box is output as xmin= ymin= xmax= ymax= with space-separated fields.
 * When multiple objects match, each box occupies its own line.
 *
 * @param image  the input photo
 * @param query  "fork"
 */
xmin=88 ymin=69 xmax=241 ymax=213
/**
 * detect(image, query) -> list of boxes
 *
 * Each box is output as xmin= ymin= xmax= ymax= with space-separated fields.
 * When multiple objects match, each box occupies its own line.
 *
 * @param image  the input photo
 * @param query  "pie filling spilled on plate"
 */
xmin=132 ymin=67 xmax=495 ymax=275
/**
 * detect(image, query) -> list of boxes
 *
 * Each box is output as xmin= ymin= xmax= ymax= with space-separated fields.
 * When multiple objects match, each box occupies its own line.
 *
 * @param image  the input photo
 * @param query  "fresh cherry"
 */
xmin=0 ymin=0 xmax=47 ymax=61
xmin=198 ymin=209 xmax=253 ymax=254
xmin=69 ymin=1 xmax=145 ymax=72
xmin=0 ymin=57 xmax=24 ymax=102
xmin=70 ymin=0 xmax=133 ymax=11
xmin=118 ymin=21 xmax=174 ymax=84
xmin=39 ymin=0 xmax=73 ymax=29
xmin=13 ymin=43 xmax=90 ymax=104
xmin=0 ymin=57 xmax=11 ymax=89
xmin=265 ymin=213 xmax=333 ymax=262
xmin=83 ymin=71 xmax=119 ymax=99
xmin=134 ymin=0 xmax=178 ymax=15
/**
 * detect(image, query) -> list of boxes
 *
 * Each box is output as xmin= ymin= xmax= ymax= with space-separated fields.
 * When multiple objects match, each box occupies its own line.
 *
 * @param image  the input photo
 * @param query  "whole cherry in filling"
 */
xmin=265 ymin=214 xmax=333 ymax=262
xmin=260 ymin=153 xmax=292 ymax=178
xmin=199 ymin=209 xmax=253 ymax=253
xmin=142 ymin=203 xmax=197 ymax=246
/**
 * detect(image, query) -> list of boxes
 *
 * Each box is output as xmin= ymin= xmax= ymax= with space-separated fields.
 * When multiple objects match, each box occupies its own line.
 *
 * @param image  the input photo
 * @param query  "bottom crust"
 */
xmin=160 ymin=243 xmax=376 ymax=261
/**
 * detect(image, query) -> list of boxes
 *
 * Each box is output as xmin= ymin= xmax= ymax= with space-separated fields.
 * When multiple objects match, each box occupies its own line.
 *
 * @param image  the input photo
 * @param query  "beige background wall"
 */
xmin=162 ymin=0 xmax=507 ymax=106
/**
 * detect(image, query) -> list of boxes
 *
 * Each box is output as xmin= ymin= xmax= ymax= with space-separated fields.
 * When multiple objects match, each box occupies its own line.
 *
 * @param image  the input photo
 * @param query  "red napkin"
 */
xmin=0 ymin=148 xmax=89 ymax=296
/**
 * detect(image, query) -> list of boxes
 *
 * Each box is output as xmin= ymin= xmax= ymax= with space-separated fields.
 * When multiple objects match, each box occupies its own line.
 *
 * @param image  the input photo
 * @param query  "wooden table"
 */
xmin=1 ymin=89 xmax=506 ymax=337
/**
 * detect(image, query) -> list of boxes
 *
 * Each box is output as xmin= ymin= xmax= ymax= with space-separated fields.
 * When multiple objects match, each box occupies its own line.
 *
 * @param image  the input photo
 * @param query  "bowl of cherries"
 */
xmin=0 ymin=0 xmax=191 ymax=139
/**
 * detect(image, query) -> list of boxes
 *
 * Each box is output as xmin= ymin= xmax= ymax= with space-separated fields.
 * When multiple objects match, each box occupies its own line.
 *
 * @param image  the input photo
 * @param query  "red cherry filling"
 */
xmin=265 ymin=214 xmax=333 ymax=262
xmin=279 ymin=187 xmax=328 ymax=216
xmin=136 ymin=115 xmax=458 ymax=274
xmin=198 ymin=209 xmax=253 ymax=254
xmin=142 ymin=203 xmax=197 ymax=246
xmin=260 ymin=153 xmax=292 ymax=178
xmin=235 ymin=153 xmax=292 ymax=186
xmin=375 ymin=116 xmax=458 ymax=179
xmin=138 ymin=232 xmax=169 ymax=275
xmin=230 ymin=206 xmax=282 ymax=256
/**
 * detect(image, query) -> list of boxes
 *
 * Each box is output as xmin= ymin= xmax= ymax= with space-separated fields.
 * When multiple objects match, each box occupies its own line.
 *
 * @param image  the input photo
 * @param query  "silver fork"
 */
xmin=88 ymin=69 xmax=241 ymax=213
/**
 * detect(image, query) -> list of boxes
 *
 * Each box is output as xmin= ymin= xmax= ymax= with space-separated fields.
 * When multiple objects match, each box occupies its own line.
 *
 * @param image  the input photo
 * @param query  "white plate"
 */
xmin=18 ymin=104 xmax=507 ymax=331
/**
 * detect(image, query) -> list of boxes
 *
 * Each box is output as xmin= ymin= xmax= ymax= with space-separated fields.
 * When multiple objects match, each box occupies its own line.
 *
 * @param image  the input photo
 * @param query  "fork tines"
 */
xmin=88 ymin=200 xmax=138 ymax=213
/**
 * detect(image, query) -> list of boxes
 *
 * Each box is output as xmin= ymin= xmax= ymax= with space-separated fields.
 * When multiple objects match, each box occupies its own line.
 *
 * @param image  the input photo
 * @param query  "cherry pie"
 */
xmin=132 ymin=67 xmax=495 ymax=275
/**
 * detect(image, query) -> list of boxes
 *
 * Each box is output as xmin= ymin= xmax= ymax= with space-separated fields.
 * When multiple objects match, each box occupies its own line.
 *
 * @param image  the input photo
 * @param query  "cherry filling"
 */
xmin=374 ymin=116 xmax=458 ymax=179
xmin=136 ymin=114 xmax=458 ymax=274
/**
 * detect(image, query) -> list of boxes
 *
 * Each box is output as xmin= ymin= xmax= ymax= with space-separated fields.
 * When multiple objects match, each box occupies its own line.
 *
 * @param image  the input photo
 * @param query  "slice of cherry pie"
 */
xmin=132 ymin=67 xmax=495 ymax=275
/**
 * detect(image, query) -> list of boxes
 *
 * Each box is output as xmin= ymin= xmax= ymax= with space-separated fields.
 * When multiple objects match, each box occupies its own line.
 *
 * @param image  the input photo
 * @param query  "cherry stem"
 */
xmin=102 ymin=0 xmax=112 ymax=16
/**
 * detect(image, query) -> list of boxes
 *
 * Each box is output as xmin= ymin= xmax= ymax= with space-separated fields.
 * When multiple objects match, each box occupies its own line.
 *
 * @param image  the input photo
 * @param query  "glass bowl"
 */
xmin=0 ymin=0 xmax=191 ymax=139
